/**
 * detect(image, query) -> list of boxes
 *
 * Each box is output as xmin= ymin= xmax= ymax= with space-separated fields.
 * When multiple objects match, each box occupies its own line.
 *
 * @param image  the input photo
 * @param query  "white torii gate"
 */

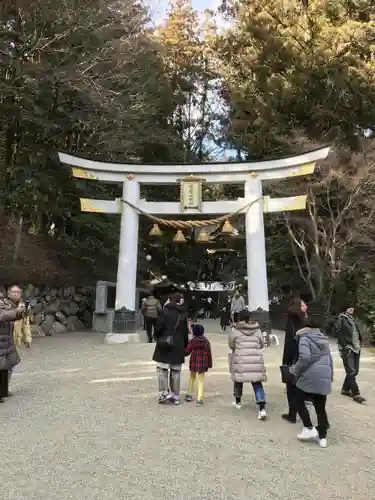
xmin=59 ymin=146 xmax=330 ymax=342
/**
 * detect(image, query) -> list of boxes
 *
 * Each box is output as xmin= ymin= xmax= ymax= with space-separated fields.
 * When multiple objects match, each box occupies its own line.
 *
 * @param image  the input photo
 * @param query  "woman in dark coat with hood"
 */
xmin=281 ymin=296 xmax=307 ymax=423
xmin=153 ymin=293 xmax=189 ymax=405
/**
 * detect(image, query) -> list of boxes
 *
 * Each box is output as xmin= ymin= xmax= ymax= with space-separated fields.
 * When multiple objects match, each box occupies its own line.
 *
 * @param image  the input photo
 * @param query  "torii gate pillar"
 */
xmin=59 ymin=146 xmax=330 ymax=343
xmin=245 ymin=178 xmax=268 ymax=311
xmin=116 ymin=178 xmax=139 ymax=312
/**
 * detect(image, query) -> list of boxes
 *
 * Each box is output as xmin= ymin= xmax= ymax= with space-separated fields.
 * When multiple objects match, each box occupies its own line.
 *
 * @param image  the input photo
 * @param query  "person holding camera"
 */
xmin=0 ymin=285 xmax=32 ymax=396
xmin=0 ymin=298 xmax=26 ymax=402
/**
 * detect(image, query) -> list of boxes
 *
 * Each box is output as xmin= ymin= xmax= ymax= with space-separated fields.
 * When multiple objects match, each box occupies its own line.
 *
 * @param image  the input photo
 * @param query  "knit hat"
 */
xmin=342 ymin=305 xmax=355 ymax=313
xmin=192 ymin=324 xmax=204 ymax=337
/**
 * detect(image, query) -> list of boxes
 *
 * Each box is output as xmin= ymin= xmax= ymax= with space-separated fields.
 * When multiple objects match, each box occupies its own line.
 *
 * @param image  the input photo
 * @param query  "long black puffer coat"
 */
xmin=152 ymin=302 xmax=189 ymax=366
xmin=0 ymin=308 xmax=23 ymax=370
xmin=282 ymin=310 xmax=305 ymax=366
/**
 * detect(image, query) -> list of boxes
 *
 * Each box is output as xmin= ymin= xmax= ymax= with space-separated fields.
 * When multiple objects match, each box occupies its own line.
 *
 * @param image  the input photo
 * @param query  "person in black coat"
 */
xmin=219 ymin=303 xmax=231 ymax=332
xmin=281 ymin=297 xmax=307 ymax=423
xmin=153 ymin=293 xmax=189 ymax=405
xmin=0 ymin=304 xmax=25 ymax=402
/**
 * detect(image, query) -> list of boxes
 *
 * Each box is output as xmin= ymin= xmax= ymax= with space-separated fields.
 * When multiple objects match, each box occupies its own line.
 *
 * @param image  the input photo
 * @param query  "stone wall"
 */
xmin=0 ymin=285 xmax=95 ymax=337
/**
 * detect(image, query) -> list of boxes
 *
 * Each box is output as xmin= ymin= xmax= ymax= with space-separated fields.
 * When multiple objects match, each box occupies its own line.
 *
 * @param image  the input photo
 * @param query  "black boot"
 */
xmin=353 ymin=394 xmax=366 ymax=404
xmin=282 ymin=413 xmax=297 ymax=424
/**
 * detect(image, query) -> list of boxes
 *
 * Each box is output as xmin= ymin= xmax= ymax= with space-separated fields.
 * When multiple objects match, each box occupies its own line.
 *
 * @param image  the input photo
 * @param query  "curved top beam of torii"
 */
xmin=58 ymin=146 xmax=330 ymax=184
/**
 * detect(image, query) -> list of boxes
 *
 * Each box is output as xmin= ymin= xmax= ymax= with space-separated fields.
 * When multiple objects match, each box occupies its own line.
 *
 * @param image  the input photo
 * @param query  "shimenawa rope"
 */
xmin=120 ymin=197 xmax=263 ymax=229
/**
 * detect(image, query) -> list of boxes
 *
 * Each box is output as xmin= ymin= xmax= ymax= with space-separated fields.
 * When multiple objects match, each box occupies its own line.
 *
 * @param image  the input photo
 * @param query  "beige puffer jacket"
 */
xmin=229 ymin=321 xmax=266 ymax=383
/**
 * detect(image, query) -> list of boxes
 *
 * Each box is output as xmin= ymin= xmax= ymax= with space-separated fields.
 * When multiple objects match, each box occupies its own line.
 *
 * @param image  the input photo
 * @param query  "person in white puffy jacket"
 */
xmin=228 ymin=309 xmax=267 ymax=420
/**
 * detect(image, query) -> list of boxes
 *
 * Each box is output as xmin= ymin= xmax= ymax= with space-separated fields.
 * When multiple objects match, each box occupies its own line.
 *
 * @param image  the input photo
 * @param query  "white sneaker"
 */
xmin=232 ymin=401 xmax=242 ymax=409
xmin=318 ymin=438 xmax=328 ymax=448
xmin=297 ymin=427 xmax=318 ymax=441
xmin=258 ymin=409 xmax=267 ymax=420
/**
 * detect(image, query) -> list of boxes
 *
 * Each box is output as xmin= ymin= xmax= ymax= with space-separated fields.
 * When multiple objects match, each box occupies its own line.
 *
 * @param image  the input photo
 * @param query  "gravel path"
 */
xmin=2 ymin=323 xmax=375 ymax=500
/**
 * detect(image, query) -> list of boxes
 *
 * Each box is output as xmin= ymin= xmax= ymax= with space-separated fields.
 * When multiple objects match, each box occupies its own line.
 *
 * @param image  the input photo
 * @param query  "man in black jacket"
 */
xmin=152 ymin=294 xmax=189 ymax=405
xmin=334 ymin=306 xmax=366 ymax=404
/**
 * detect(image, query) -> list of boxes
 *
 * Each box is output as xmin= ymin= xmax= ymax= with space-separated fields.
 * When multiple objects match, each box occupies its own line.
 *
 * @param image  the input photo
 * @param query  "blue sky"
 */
xmin=148 ymin=0 xmax=221 ymax=23
xmin=192 ymin=0 xmax=221 ymax=12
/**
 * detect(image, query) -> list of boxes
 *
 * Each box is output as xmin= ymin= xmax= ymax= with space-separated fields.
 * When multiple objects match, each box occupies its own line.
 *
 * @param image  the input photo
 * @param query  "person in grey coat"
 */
xmin=230 ymin=290 xmax=245 ymax=323
xmin=290 ymin=318 xmax=333 ymax=448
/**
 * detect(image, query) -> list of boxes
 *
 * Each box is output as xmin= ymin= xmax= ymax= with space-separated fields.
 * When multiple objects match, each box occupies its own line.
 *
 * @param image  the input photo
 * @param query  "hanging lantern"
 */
xmin=196 ymin=229 xmax=210 ymax=244
xmin=149 ymin=223 xmax=162 ymax=237
xmin=221 ymin=219 xmax=234 ymax=234
xmin=173 ymin=230 xmax=186 ymax=243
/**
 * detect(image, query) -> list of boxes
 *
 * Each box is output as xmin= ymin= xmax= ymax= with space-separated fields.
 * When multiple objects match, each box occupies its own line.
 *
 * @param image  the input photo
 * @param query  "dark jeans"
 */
xmin=341 ymin=348 xmax=360 ymax=396
xmin=285 ymin=382 xmax=313 ymax=420
xmin=296 ymin=388 xmax=329 ymax=439
xmin=145 ymin=317 xmax=157 ymax=342
xmin=234 ymin=381 xmax=266 ymax=409
xmin=233 ymin=312 xmax=240 ymax=322
xmin=0 ymin=370 xmax=8 ymax=399
xmin=286 ymin=382 xmax=298 ymax=418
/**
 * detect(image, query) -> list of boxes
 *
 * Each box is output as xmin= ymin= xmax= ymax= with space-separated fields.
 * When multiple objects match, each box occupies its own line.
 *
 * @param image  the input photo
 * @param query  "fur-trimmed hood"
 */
xmin=235 ymin=321 xmax=260 ymax=335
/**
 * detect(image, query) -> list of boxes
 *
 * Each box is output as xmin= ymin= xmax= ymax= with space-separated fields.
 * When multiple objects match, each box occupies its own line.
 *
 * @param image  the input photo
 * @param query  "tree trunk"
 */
xmin=13 ymin=215 xmax=23 ymax=263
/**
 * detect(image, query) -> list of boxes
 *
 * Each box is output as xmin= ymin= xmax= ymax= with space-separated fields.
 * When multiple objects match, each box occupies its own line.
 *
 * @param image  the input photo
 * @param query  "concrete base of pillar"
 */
xmin=104 ymin=332 xmax=140 ymax=344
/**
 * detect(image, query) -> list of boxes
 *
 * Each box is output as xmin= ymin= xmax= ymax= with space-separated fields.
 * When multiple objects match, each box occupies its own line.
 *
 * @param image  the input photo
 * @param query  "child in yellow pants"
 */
xmin=188 ymin=372 xmax=205 ymax=402
xmin=184 ymin=324 xmax=212 ymax=406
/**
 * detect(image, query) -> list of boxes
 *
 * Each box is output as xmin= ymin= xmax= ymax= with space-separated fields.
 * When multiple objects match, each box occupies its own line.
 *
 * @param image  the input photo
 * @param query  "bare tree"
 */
xmin=280 ymin=141 xmax=375 ymax=309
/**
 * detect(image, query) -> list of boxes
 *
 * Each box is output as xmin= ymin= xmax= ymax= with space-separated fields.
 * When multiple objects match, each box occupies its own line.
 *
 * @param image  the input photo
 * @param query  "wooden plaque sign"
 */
xmin=179 ymin=175 xmax=204 ymax=212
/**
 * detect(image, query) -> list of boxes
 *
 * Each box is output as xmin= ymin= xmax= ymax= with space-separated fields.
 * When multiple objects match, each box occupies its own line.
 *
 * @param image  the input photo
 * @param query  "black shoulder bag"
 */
xmin=280 ymin=365 xmax=296 ymax=384
xmin=280 ymin=325 xmax=298 ymax=384
xmin=158 ymin=314 xmax=180 ymax=350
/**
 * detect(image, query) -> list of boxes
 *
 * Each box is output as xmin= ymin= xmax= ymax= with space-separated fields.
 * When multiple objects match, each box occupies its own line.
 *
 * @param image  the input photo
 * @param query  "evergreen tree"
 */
xmin=0 ymin=0 xmax=179 ymax=281
xmin=216 ymin=0 xmax=375 ymax=158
